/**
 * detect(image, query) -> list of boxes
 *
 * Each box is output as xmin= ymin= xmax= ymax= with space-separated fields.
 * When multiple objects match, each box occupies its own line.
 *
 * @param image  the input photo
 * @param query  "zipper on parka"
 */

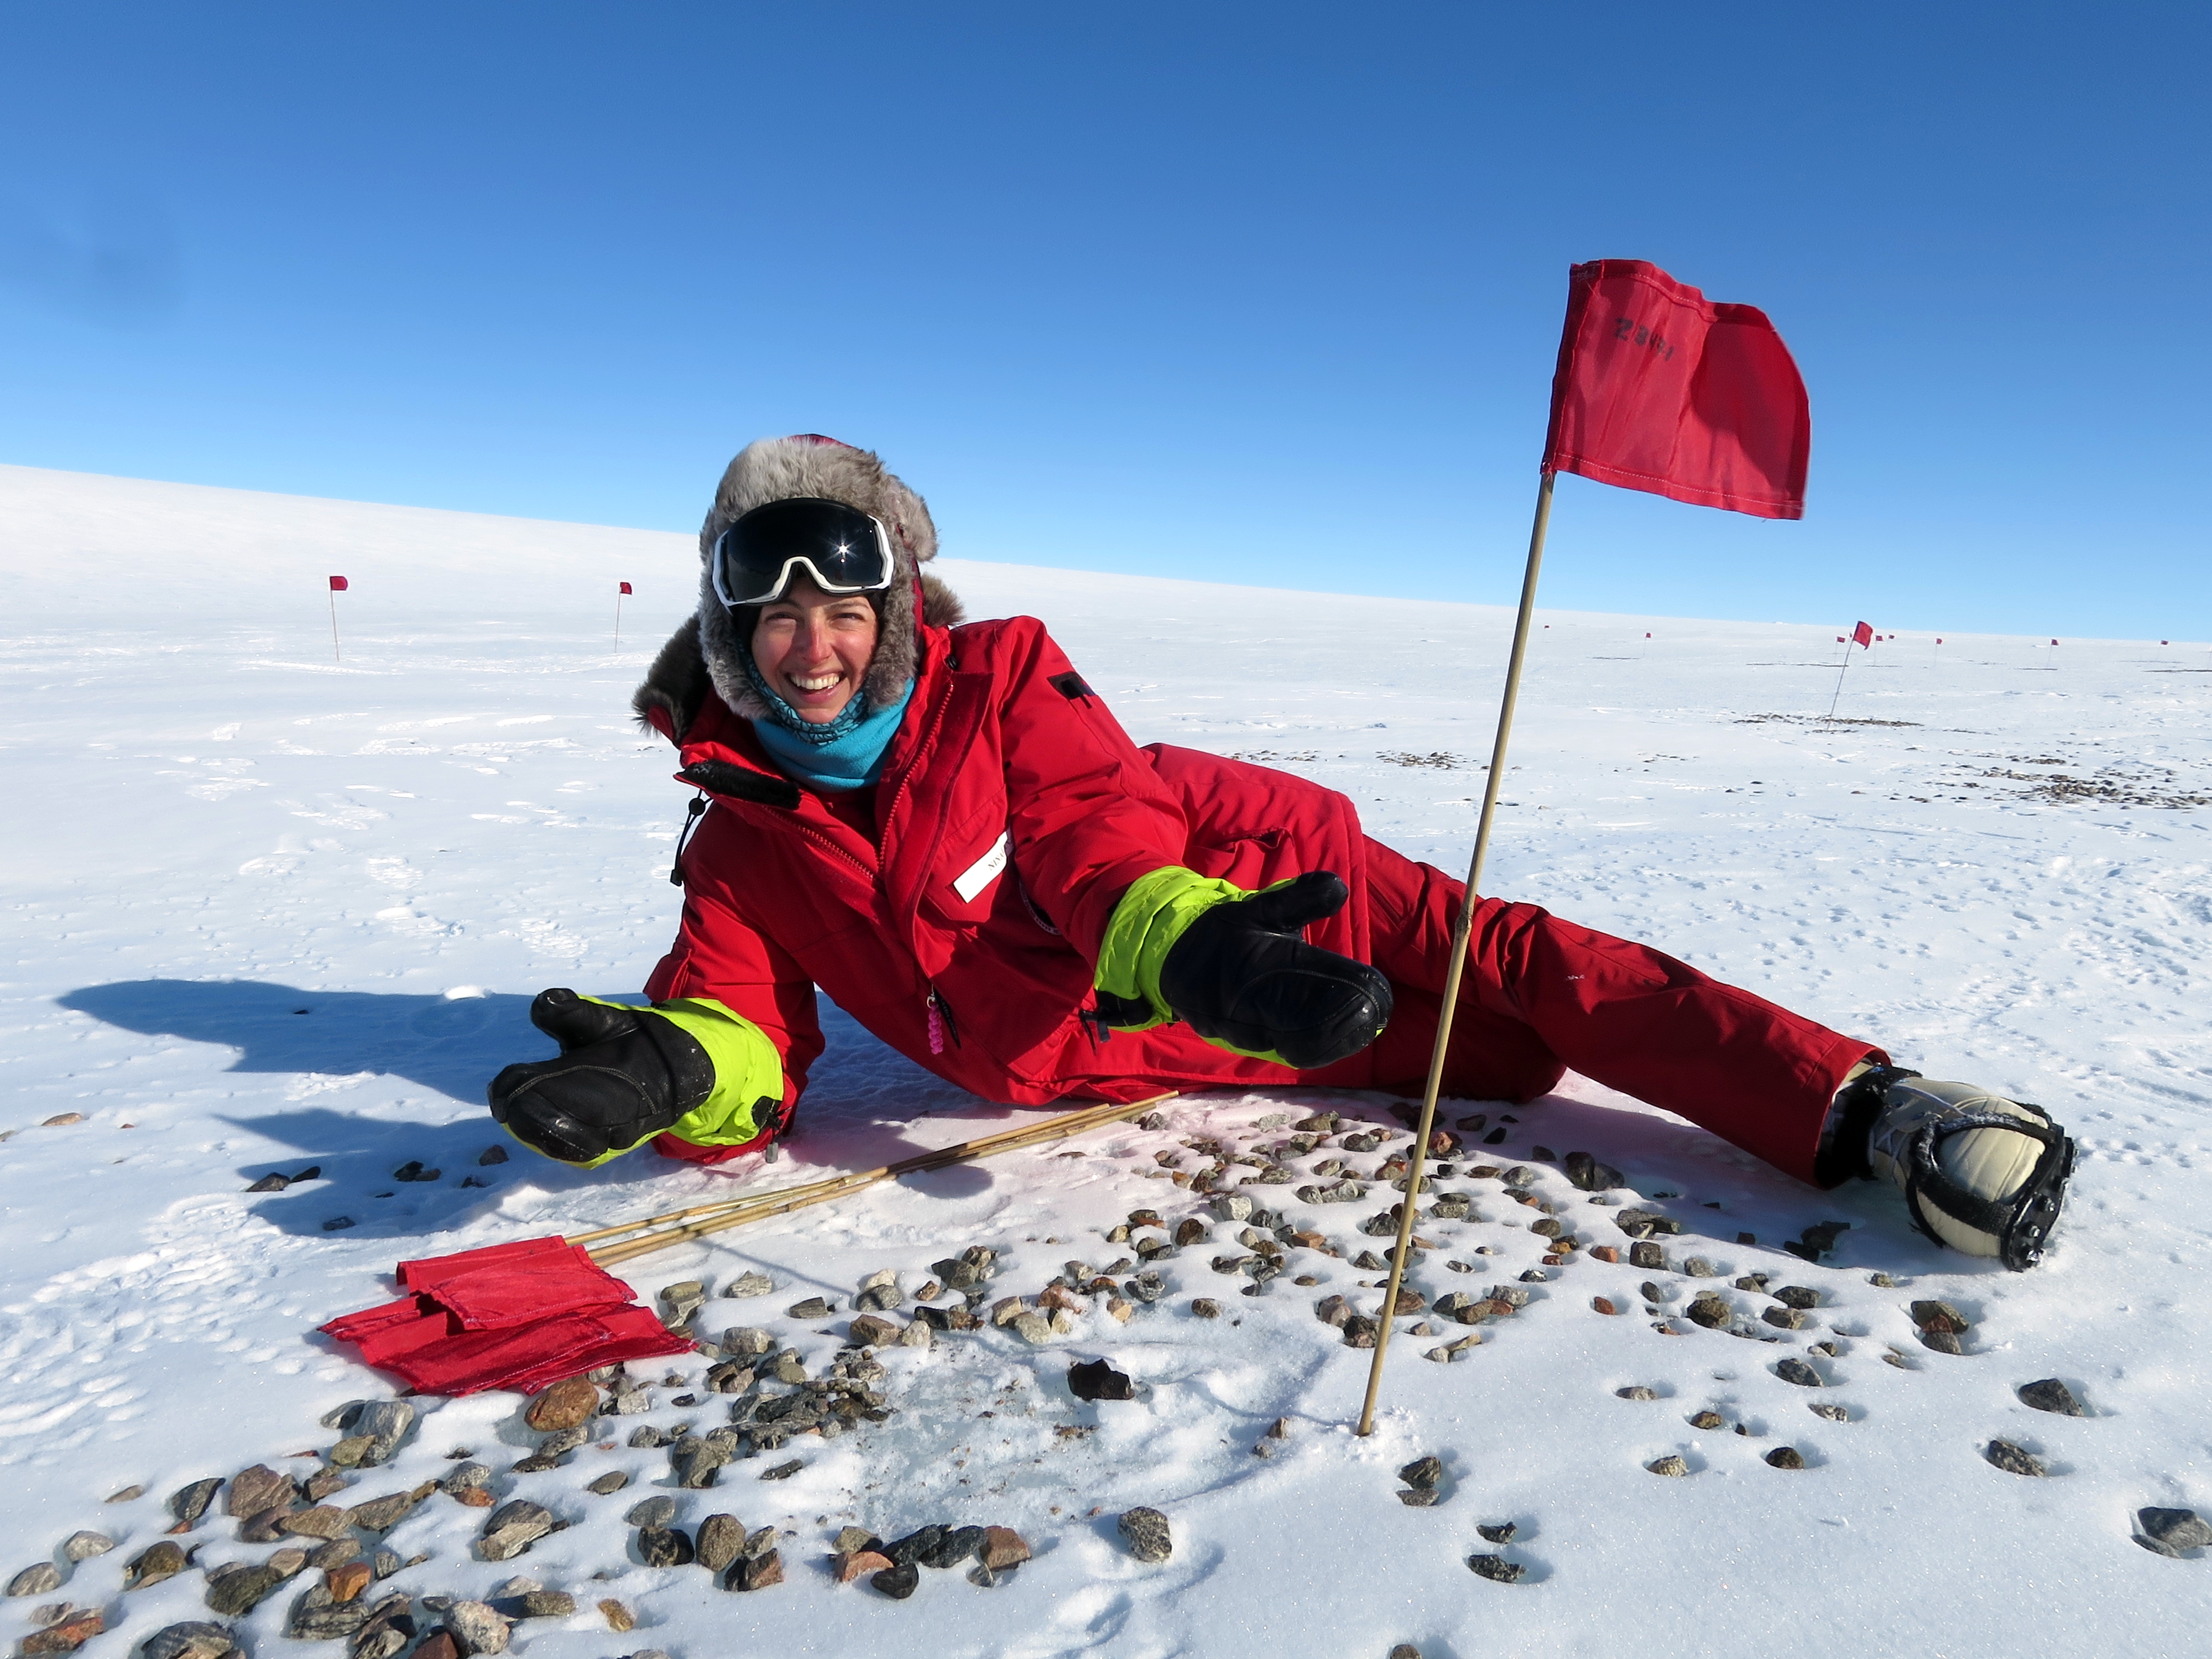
xmin=925 ymin=985 xmax=961 ymax=1054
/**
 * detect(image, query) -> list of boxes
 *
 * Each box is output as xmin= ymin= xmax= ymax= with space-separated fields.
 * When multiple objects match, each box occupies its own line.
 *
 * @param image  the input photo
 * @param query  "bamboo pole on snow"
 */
xmin=1355 ymin=471 xmax=1555 ymax=1437
xmin=573 ymin=1092 xmax=1178 ymax=1269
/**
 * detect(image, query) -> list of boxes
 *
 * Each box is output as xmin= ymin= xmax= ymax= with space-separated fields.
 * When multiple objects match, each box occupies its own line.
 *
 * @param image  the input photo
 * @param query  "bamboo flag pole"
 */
xmin=572 ymin=1092 xmax=1177 ymax=1269
xmin=1357 ymin=471 xmax=1555 ymax=1437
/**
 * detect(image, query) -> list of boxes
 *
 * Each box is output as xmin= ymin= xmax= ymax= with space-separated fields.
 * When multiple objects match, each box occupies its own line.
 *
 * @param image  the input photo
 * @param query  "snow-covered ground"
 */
xmin=4 ymin=461 xmax=2210 ymax=1657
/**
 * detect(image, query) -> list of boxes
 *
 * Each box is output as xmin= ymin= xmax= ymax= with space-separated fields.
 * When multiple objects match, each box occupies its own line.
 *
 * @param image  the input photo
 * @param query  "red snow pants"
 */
xmin=1314 ymin=837 xmax=1880 ymax=1187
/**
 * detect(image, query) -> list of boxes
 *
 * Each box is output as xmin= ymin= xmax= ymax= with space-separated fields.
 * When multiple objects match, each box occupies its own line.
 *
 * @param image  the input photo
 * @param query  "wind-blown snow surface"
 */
xmin=4 ymin=462 xmax=2211 ymax=1656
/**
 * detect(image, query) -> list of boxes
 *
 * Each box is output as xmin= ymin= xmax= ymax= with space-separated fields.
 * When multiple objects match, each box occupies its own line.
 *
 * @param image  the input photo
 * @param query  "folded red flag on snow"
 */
xmin=1543 ymin=260 xmax=1810 ymax=520
xmin=1852 ymin=620 xmax=1874 ymax=648
xmin=328 ymin=575 xmax=349 ymax=592
xmin=321 ymin=1237 xmax=694 ymax=1396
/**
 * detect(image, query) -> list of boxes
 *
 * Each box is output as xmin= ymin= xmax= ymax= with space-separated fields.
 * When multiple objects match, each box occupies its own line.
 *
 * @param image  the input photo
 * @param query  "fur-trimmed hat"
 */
xmin=691 ymin=434 xmax=958 ymax=722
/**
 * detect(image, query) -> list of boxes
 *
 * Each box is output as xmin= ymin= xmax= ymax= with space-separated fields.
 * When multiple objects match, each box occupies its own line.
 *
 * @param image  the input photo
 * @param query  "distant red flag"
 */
xmin=1543 ymin=260 xmax=1809 ymax=519
xmin=2050 ymin=639 xmax=2059 ymax=646
xmin=619 ymin=581 xmax=633 ymax=595
xmin=1851 ymin=621 xmax=1874 ymax=649
xmin=328 ymin=575 xmax=349 ymax=592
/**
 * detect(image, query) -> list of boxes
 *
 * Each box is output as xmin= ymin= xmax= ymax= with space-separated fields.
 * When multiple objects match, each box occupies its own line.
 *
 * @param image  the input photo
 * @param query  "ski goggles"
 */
xmin=708 ymin=497 xmax=896 ymax=608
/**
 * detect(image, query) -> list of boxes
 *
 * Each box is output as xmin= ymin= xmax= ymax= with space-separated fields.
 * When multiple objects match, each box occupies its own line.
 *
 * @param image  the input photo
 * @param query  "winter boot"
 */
xmin=1827 ymin=1063 xmax=2075 ymax=1270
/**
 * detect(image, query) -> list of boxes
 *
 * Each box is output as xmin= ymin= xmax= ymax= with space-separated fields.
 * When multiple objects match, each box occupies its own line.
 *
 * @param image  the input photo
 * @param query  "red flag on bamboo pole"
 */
xmin=1542 ymin=260 xmax=1810 ymax=519
xmin=1852 ymin=620 xmax=1874 ymax=648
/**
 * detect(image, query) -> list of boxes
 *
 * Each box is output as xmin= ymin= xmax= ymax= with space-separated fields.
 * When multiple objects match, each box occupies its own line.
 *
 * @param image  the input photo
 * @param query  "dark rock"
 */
xmin=919 ymin=1526 xmax=987 ymax=1569
xmin=477 ymin=1500 xmax=555 ymax=1561
xmin=1984 ymin=1439 xmax=2047 ymax=1477
xmin=1629 ymin=1241 xmax=1666 ymax=1270
xmin=1340 ymin=1314 xmax=1379 ymax=1348
xmin=1475 ymin=1522 xmax=1516 ymax=1543
xmin=1920 ymin=1330 xmax=1965 ymax=1356
xmin=2018 ymin=1379 xmax=2084 ymax=1416
xmin=247 ymin=1172 xmax=290 ymax=1192
xmin=1773 ymin=1285 xmax=1819 ymax=1310
xmin=7 ymin=1564 xmax=61 ymax=1598
xmin=168 ymin=1478 xmax=223 ymax=1527
xmin=138 ymin=1624 xmax=240 ymax=1659
xmin=881 ymin=1526 xmax=946 ymax=1568
xmin=586 ymin=1472 xmax=629 ymax=1495
xmin=1911 ymin=1300 xmax=1970 ymax=1335
xmin=225 ymin=1465 xmax=298 ymax=1519
xmin=1467 ymin=1553 xmax=1525 ymax=1583
xmin=1615 ymin=1386 xmax=1658 ymax=1402
xmin=624 ymin=1496 xmax=677 ymax=1528
xmin=1809 ymin=1402 xmax=1850 ymax=1422
xmin=1774 ymin=1358 xmax=1827 ymax=1387
xmin=1128 ymin=1269 xmax=1168 ymax=1304
xmin=124 ymin=1542 xmax=188 ymax=1590
xmin=1191 ymin=1298 xmax=1222 ymax=1319
xmin=205 ymin=1564 xmax=287 ymax=1616
xmin=1763 ymin=1307 xmax=1812 ymax=1331
xmin=351 ymin=1401 xmax=416 ymax=1466
xmin=1068 ymin=1358 xmax=1135 ymax=1401
xmin=1396 ymin=1487 xmax=1441 ymax=1507
xmin=870 ymin=1562 xmax=919 ymax=1599
xmin=1399 ymin=1455 xmax=1442 ymax=1491
xmin=637 ymin=1526 xmax=694 ymax=1568
xmin=478 ymin=1145 xmax=508 ymax=1165
xmin=723 ymin=1550 xmax=783 ymax=1591
xmin=695 ymin=1515 xmax=744 ymax=1574
xmin=785 ymin=1297 xmax=832 ymax=1319
xmin=759 ymin=1459 xmax=804 ymax=1481
xmin=1688 ymin=1410 xmax=1725 ymax=1430
xmin=2137 ymin=1509 xmax=2212 ymax=1553
xmin=1118 ymin=1507 xmax=1172 ymax=1563
xmin=322 ymin=1217 xmax=357 ymax=1232
xmin=1765 ymin=1446 xmax=1807 ymax=1469
xmin=670 ymin=1433 xmax=735 ymax=1489
xmin=1645 ymin=1455 xmax=1689 ymax=1477
xmin=1686 ymin=1293 xmax=1731 ymax=1329
xmin=1564 ymin=1151 xmax=1623 ymax=1191
xmin=291 ymin=1598 xmax=373 ymax=1641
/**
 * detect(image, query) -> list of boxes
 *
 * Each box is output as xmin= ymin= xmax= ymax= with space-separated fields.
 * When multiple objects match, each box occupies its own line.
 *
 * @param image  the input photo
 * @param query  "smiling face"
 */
xmin=749 ymin=576 xmax=880 ymax=723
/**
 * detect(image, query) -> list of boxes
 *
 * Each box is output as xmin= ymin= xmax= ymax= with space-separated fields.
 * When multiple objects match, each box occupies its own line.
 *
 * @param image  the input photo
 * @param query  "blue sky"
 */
xmin=2 ymin=3 xmax=2205 ymax=638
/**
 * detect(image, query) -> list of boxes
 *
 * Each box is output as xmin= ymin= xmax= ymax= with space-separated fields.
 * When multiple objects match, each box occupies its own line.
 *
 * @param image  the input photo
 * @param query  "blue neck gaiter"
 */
xmin=741 ymin=647 xmax=913 ymax=794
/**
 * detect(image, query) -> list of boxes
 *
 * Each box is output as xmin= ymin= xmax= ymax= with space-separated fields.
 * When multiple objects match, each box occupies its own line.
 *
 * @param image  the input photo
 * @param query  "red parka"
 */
xmin=641 ymin=614 xmax=1383 ymax=1129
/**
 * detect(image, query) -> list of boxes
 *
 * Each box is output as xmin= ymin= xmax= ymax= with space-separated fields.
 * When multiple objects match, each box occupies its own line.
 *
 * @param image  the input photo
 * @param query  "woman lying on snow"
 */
xmin=488 ymin=435 xmax=2075 ymax=1271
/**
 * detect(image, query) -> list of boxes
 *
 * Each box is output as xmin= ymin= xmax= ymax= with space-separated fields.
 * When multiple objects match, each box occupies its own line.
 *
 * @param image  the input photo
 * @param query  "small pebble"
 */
xmin=1616 ymin=1386 xmax=1658 ymax=1401
xmin=2136 ymin=1508 xmax=2212 ymax=1555
xmin=587 ymin=1472 xmax=629 ymax=1495
xmin=624 ymin=1496 xmax=677 ymax=1528
xmin=599 ymin=1598 xmax=635 ymax=1631
xmin=7 ymin=1564 xmax=62 ymax=1598
xmin=1475 ymin=1522 xmax=1516 ymax=1543
xmin=59 ymin=1532 xmax=113 ymax=1563
xmin=1467 ymin=1553 xmax=1526 ymax=1583
xmin=1688 ymin=1411 xmax=1725 ymax=1430
xmin=1118 ymin=1507 xmax=1172 ymax=1563
xmin=1645 ymin=1455 xmax=1690 ymax=1477
xmin=1190 ymin=1298 xmax=1220 ymax=1319
xmin=1984 ymin=1439 xmax=2047 ymax=1477
xmin=1765 ymin=1446 xmax=1806 ymax=1469
xmin=2017 ymin=1378 xmax=2084 ymax=1417
xmin=1809 ymin=1402 xmax=1850 ymax=1422
xmin=870 ymin=1562 xmax=919 ymax=1599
